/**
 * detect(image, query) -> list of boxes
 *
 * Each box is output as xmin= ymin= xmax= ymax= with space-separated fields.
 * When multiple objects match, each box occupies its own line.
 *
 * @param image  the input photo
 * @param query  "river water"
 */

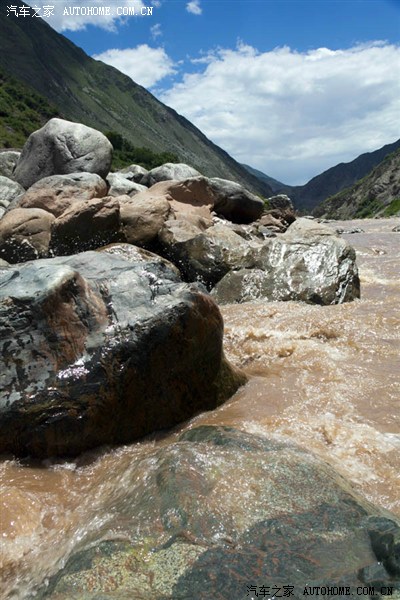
xmin=1 ymin=218 xmax=399 ymax=599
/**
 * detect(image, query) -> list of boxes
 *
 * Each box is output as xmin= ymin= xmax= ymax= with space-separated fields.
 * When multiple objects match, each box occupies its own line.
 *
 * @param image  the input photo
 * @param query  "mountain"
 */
xmin=289 ymin=139 xmax=400 ymax=212
xmin=241 ymin=164 xmax=291 ymax=195
xmin=313 ymin=148 xmax=400 ymax=219
xmin=0 ymin=2 xmax=272 ymax=197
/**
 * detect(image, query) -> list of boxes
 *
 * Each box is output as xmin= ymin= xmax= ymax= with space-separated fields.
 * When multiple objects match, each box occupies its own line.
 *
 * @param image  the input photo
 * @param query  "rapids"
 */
xmin=0 ymin=217 xmax=399 ymax=599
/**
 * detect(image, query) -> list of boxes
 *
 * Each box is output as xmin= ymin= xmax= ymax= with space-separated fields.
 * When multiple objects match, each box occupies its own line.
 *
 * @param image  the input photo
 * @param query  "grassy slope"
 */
xmin=0 ymin=3 xmax=272 ymax=197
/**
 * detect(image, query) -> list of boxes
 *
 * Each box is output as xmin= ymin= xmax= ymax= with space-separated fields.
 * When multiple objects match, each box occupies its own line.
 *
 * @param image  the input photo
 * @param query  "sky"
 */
xmin=21 ymin=0 xmax=400 ymax=185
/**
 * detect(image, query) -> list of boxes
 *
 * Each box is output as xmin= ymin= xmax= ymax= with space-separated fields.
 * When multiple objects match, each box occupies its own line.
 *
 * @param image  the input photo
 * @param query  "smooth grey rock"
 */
xmin=13 ymin=118 xmax=113 ymax=189
xmin=212 ymin=218 xmax=360 ymax=305
xmin=0 ymin=151 xmax=20 ymax=178
xmin=159 ymin=221 xmax=257 ymax=288
xmin=9 ymin=172 xmax=108 ymax=217
xmin=141 ymin=163 xmax=202 ymax=187
xmin=0 ymin=207 xmax=55 ymax=263
xmin=115 ymin=164 xmax=148 ymax=183
xmin=0 ymin=251 xmax=245 ymax=457
xmin=106 ymin=172 xmax=147 ymax=197
xmin=209 ymin=177 xmax=264 ymax=224
xmin=37 ymin=425 xmax=399 ymax=599
xmin=0 ymin=176 xmax=25 ymax=210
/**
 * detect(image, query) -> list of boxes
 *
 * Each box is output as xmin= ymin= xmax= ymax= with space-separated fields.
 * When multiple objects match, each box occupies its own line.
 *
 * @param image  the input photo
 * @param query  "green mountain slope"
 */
xmin=0 ymin=66 xmax=60 ymax=148
xmin=0 ymin=2 xmax=271 ymax=197
xmin=313 ymin=148 xmax=400 ymax=219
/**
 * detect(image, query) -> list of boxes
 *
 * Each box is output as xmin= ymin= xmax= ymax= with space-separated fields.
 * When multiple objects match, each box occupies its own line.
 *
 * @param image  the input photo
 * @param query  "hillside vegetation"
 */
xmin=0 ymin=66 xmax=59 ymax=148
xmin=313 ymin=148 xmax=400 ymax=219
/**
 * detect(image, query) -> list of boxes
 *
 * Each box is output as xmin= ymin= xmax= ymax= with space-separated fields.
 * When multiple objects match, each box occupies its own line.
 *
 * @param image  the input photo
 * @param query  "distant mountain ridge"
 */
xmin=244 ymin=139 xmax=400 ymax=212
xmin=313 ymin=148 xmax=400 ymax=219
xmin=0 ymin=1 xmax=272 ymax=197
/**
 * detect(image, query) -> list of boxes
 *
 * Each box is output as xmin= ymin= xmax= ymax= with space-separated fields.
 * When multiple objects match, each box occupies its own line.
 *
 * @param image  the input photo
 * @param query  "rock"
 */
xmin=13 ymin=118 xmax=113 ymax=189
xmin=36 ymin=426 xmax=399 ymax=599
xmin=118 ymin=193 xmax=171 ymax=246
xmin=141 ymin=163 xmax=202 ymax=187
xmin=209 ymin=177 xmax=264 ymax=224
xmin=0 ymin=151 xmax=20 ymax=178
xmin=115 ymin=164 xmax=148 ymax=183
xmin=212 ymin=218 xmax=360 ymax=305
xmin=258 ymin=213 xmax=287 ymax=232
xmin=159 ymin=221 xmax=257 ymax=288
xmin=99 ymin=242 xmax=181 ymax=278
xmin=0 ymin=258 xmax=9 ymax=268
xmin=149 ymin=177 xmax=215 ymax=222
xmin=392 ymin=224 xmax=400 ymax=232
xmin=265 ymin=193 xmax=296 ymax=225
xmin=0 ymin=208 xmax=55 ymax=263
xmin=336 ymin=227 xmax=365 ymax=234
xmin=9 ymin=172 xmax=108 ymax=217
xmin=0 ymin=253 xmax=245 ymax=457
xmin=106 ymin=172 xmax=147 ymax=197
xmin=50 ymin=197 xmax=120 ymax=255
xmin=0 ymin=176 xmax=25 ymax=217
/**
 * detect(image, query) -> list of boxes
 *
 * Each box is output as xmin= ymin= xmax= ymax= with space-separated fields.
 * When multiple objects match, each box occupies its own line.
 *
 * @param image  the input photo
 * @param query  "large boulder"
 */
xmin=209 ymin=177 xmax=264 ymax=224
xmin=106 ymin=172 xmax=147 ymax=197
xmin=159 ymin=221 xmax=257 ymax=288
xmin=9 ymin=172 xmax=108 ymax=217
xmin=50 ymin=196 xmax=121 ymax=255
xmin=118 ymin=193 xmax=171 ymax=246
xmin=141 ymin=163 xmax=202 ymax=187
xmin=149 ymin=177 xmax=215 ymax=222
xmin=13 ymin=118 xmax=113 ymax=189
xmin=0 ymin=250 xmax=245 ymax=458
xmin=36 ymin=426 xmax=400 ymax=599
xmin=212 ymin=218 xmax=360 ymax=305
xmin=0 ymin=208 xmax=55 ymax=263
xmin=0 ymin=150 xmax=20 ymax=178
xmin=0 ymin=176 xmax=25 ymax=218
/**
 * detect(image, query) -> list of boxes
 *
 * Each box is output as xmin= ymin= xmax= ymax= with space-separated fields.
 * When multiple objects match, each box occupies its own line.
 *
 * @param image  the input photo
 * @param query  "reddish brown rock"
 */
xmin=118 ymin=193 xmax=171 ymax=246
xmin=0 ymin=207 xmax=55 ymax=262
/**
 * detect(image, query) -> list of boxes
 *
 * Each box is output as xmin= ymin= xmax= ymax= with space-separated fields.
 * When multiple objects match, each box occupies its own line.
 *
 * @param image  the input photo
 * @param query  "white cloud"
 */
xmin=186 ymin=1 xmax=202 ymax=16
xmin=24 ymin=0 xmax=149 ymax=32
xmin=93 ymin=45 xmax=176 ymax=88
xmin=151 ymin=23 xmax=162 ymax=39
xmin=160 ymin=42 xmax=400 ymax=184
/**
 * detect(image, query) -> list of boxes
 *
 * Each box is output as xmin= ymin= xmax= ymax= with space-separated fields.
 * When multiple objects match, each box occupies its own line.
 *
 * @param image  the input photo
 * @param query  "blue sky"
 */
xmin=23 ymin=0 xmax=400 ymax=184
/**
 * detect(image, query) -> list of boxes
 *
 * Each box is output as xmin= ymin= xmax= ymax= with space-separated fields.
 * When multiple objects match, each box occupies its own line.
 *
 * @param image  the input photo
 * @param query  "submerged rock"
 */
xmin=37 ymin=426 xmax=400 ymax=599
xmin=13 ymin=118 xmax=113 ymax=189
xmin=0 ymin=251 xmax=245 ymax=457
xmin=213 ymin=218 xmax=360 ymax=305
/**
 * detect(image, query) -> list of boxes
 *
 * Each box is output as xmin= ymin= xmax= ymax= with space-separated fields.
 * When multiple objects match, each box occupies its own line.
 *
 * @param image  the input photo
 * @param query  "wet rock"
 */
xmin=0 ymin=253 xmax=245 ymax=458
xmin=37 ymin=426 xmax=400 ymax=599
xmin=115 ymin=164 xmax=148 ymax=183
xmin=50 ymin=197 xmax=121 ymax=255
xmin=13 ymin=118 xmax=113 ymax=189
xmin=0 ymin=207 xmax=55 ymax=263
xmin=0 ymin=176 xmax=25 ymax=218
xmin=159 ymin=221 xmax=257 ymax=288
xmin=118 ymin=193 xmax=171 ymax=246
xmin=0 ymin=150 xmax=20 ymax=178
xmin=141 ymin=163 xmax=202 ymax=187
xmin=106 ymin=173 xmax=147 ymax=197
xmin=209 ymin=177 xmax=264 ymax=224
xmin=212 ymin=218 xmax=360 ymax=305
xmin=9 ymin=172 xmax=108 ymax=217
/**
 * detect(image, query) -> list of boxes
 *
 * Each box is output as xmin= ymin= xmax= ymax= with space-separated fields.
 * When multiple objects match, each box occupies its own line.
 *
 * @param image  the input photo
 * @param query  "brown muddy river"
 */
xmin=1 ymin=218 xmax=399 ymax=599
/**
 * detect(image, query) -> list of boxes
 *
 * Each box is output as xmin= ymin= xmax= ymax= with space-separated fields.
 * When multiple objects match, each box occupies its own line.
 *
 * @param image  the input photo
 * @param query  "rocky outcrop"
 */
xmin=212 ymin=219 xmax=360 ymax=305
xmin=50 ymin=196 xmax=121 ymax=255
xmin=0 ymin=207 xmax=55 ymax=262
xmin=13 ymin=119 xmax=113 ymax=189
xmin=159 ymin=221 xmax=257 ymax=288
xmin=106 ymin=172 xmax=147 ymax=197
xmin=36 ymin=425 xmax=400 ymax=599
xmin=0 ymin=250 xmax=246 ymax=458
xmin=0 ymin=150 xmax=20 ymax=178
xmin=9 ymin=172 xmax=108 ymax=217
xmin=209 ymin=177 xmax=264 ymax=223
xmin=0 ymin=175 xmax=25 ymax=218
xmin=141 ymin=163 xmax=202 ymax=187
